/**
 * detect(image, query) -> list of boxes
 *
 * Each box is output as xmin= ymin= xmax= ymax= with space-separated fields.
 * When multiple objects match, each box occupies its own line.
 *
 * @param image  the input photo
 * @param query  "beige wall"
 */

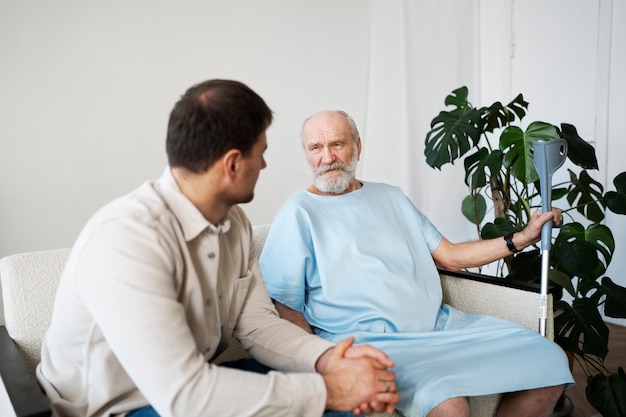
xmin=0 ymin=0 xmax=372 ymax=257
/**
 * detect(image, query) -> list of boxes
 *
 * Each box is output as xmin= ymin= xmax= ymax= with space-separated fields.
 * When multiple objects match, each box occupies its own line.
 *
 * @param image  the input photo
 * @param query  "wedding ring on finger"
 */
xmin=385 ymin=381 xmax=391 ymax=392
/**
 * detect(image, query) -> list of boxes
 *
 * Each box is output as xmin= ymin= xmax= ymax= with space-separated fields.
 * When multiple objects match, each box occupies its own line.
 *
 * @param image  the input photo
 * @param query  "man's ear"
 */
xmin=221 ymin=149 xmax=242 ymax=177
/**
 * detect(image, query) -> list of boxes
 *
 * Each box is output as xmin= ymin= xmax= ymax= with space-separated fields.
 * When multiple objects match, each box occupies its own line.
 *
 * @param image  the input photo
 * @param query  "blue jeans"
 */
xmin=126 ymin=358 xmax=356 ymax=417
xmin=126 ymin=406 xmax=159 ymax=417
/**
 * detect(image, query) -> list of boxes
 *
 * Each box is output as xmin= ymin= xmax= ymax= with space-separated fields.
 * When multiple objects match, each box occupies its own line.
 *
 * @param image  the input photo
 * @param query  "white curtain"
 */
xmin=360 ymin=0 xmax=483 ymax=241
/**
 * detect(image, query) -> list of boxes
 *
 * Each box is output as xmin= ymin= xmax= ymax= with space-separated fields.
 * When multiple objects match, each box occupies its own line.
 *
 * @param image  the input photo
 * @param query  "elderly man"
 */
xmin=259 ymin=110 xmax=574 ymax=417
xmin=36 ymin=84 xmax=401 ymax=417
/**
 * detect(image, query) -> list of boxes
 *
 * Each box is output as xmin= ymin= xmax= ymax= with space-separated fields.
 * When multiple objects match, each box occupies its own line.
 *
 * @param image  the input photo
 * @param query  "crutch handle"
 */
xmin=533 ymin=139 xmax=568 ymax=250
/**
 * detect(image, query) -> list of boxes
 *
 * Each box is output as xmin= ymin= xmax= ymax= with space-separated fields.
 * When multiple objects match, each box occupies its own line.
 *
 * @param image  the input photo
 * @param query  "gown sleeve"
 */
xmin=259 ymin=197 xmax=312 ymax=312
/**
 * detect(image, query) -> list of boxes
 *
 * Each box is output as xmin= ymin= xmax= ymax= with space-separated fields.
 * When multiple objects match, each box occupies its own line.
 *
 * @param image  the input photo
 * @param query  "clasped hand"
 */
xmin=316 ymin=336 xmax=401 ymax=415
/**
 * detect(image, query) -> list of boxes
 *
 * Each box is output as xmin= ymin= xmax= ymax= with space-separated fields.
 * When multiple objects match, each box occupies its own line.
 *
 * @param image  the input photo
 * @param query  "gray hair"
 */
xmin=300 ymin=110 xmax=361 ymax=146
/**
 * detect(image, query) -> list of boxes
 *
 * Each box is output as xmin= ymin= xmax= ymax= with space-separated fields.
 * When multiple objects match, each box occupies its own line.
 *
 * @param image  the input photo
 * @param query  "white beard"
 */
xmin=312 ymin=154 xmax=358 ymax=194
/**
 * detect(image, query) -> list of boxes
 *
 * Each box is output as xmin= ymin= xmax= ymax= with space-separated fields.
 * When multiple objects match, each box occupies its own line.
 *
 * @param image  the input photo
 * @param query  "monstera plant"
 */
xmin=424 ymin=86 xmax=626 ymax=417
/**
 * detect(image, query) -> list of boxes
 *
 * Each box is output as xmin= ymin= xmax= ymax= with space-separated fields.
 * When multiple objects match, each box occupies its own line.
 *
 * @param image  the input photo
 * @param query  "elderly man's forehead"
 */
xmin=304 ymin=113 xmax=353 ymax=137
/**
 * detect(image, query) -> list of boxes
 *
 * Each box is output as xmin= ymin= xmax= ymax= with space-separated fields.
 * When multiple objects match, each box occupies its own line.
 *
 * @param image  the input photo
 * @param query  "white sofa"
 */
xmin=0 ymin=224 xmax=554 ymax=417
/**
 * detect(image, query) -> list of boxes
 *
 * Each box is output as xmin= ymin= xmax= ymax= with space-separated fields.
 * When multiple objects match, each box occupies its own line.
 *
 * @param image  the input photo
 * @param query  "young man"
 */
xmin=259 ymin=110 xmax=574 ymax=417
xmin=36 ymin=82 xmax=400 ymax=417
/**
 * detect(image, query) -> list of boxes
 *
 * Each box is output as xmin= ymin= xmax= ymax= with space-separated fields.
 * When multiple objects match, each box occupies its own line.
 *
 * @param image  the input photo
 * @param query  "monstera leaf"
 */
xmin=602 ymin=277 xmax=626 ymax=319
xmin=554 ymin=297 xmax=609 ymax=358
xmin=559 ymin=123 xmax=599 ymax=169
xmin=586 ymin=368 xmax=626 ymax=417
xmin=424 ymin=86 xmax=481 ymax=169
xmin=605 ymin=171 xmax=626 ymax=215
xmin=499 ymin=121 xmax=559 ymax=184
xmin=554 ymin=223 xmax=614 ymax=280
xmin=547 ymin=268 xmax=576 ymax=297
xmin=463 ymin=148 xmax=502 ymax=190
xmin=507 ymin=249 xmax=542 ymax=283
xmin=566 ymin=169 xmax=606 ymax=222
xmin=480 ymin=93 xmax=528 ymax=133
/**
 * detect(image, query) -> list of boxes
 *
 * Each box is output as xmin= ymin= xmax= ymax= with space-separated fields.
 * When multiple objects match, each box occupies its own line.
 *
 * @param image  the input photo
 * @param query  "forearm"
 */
xmin=274 ymin=301 xmax=313 ymax=333
xmin=208 ymin=365 xmax=328 ymax=416
xmin=433 ymin=231 xmax=535 ymax=270
xmin=234 ymin=273 xmax=331 ymax=372
xmin=432 ymin=209 xmax=558 ymax=270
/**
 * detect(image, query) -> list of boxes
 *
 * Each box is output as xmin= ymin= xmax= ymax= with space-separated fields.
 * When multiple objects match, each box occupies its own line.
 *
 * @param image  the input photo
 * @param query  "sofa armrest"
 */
xmin=438 ymin=268 xmax=554 ymax=338
xmin=0 ymin=326 xmax=50 ymax=417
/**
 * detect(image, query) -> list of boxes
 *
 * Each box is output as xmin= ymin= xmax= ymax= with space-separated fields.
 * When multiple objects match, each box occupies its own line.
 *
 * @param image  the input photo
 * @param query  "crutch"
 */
xmin=532 ymin=138 xmax=568 ymax=337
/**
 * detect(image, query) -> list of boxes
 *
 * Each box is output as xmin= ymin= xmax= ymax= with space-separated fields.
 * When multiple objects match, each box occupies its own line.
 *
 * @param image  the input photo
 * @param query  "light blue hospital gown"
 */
xmin=259 ymin=181 xmax=573 ymax=417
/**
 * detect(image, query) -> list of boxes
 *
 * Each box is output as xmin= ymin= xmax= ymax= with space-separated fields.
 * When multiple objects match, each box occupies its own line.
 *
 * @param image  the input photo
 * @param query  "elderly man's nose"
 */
xmin=321 ymin=146 xmax=335 ymax=162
